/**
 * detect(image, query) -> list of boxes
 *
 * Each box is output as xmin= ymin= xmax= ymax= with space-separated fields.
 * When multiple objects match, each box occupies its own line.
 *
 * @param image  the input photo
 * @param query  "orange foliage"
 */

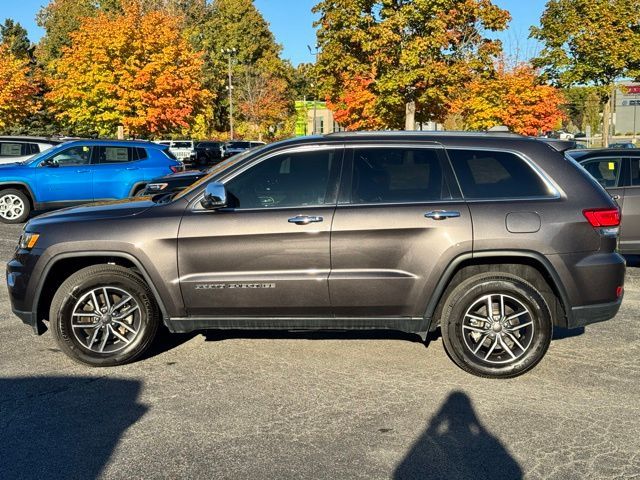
xmin=449 ymin=63 xmax=565 ymax=135
xmin=0 ymin=45 xmax=39 ymax=130
xmin=45 ymin=0 xmax=212 ymax=137
xmin=326 ymin=74 xmax=384 ymax=131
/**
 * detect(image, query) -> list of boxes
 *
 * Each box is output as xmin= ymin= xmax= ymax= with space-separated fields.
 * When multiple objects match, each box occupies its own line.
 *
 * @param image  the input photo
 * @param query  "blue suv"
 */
xmin=0 ymin=140 xmax=183 ymax=223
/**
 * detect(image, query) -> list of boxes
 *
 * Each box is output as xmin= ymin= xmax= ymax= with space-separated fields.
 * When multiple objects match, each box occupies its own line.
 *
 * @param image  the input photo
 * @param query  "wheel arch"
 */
xmin=0 ymin=181 xmax=36 ymax=209
xmin=34 ymin=252 xmax=168 ymax=334
xmin=423 ymin=251 xmax=571 ymax=333
xmin=128 ymin=182 xmax=148 ymax=197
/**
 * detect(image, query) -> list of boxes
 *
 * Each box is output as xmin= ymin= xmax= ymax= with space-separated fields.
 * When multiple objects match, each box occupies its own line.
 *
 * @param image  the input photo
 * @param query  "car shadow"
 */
xmin=0 ymin=376 xmax=147 ymax=480
xmin=553 ymin=326 xmax=585 ymax=340
xmin=623 ymin=254 xmax=640 ymax=267
xmin=393 ymin=391 xmax=522 ymax=480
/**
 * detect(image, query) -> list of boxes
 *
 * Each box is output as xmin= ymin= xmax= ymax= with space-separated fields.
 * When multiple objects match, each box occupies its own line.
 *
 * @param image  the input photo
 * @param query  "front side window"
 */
xmin=582 ymin=158 xmax=622 ymax=188
xmin=48 ymin=146 xmax=92 ymax=166
xmin=226 ymin=149 xmax=338 ymax=209
xmin=350 ymin=148 xmax=450 ymax=204
xmin=448 ymin=149 xmax=552 ymax=199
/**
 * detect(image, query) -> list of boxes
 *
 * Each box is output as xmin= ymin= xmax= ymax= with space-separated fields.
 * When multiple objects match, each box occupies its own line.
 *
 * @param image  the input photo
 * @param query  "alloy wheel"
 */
xmin=0 ymin=194 xmax=25 ymax=221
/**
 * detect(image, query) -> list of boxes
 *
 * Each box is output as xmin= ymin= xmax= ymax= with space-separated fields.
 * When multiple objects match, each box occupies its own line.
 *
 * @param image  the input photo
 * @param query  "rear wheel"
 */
xmin=0 ymin=189 xmax=30 ymax=224
xmin=440 ymin=273 xmax=552 ymax=378
xmin=50 ymin=265 xmax=160 ymax=367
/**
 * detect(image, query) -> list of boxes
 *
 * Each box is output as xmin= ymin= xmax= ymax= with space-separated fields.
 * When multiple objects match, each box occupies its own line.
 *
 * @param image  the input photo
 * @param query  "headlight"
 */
xmin=19 ymin=232 xmax=40 ymax=250
xmin=146 ymin=183 xmax=168 ymax=191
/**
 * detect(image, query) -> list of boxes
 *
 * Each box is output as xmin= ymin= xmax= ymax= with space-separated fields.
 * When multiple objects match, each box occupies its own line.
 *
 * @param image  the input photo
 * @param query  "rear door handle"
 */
xmin=76 ymin=170 xmax=91 ymax=174
xmin=126 ymin=167 xmax=139 ymax=171
xmin=288 ymin=215 xmax=323 ymax=225
xmin=425 ymin=210 xmax=461 ymax=220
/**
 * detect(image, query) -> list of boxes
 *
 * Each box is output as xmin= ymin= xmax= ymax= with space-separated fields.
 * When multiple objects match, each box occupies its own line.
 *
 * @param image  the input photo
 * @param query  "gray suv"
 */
xmin=7 ymin=132 xmax=625 ymax=378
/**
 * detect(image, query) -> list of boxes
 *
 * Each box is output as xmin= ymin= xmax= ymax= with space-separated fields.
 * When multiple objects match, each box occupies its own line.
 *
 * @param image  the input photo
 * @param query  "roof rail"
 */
xmin=325 ymin=130 xmax=525 ymax=138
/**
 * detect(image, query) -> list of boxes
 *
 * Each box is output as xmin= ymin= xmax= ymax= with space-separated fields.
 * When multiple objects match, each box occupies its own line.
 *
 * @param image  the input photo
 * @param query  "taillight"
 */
xmin=170 ymin=164 xmax=183 ymax=173
xmin=583 ymin=208 xmax=620 ymax=227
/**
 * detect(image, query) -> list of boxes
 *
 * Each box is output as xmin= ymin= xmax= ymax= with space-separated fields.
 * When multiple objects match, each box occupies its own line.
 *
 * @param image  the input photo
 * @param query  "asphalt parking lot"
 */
xmin=0 ymin=221 xmax=639 ymax=480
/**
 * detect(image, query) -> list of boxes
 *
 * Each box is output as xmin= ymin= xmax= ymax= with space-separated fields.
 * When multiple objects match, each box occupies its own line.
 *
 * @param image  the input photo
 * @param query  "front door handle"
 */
xmin=288 ymin=215 xmax=324 ymax=225
xmin=126 ymin=167 xmax=139 ymax=171
xmin=425 ymin=210 xmax=461 ymax=220
xmin=76 ymin=170 xmax=91 ymax=174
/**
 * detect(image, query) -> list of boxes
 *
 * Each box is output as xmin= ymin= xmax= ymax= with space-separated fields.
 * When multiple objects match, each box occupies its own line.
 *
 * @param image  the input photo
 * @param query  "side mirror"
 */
xmin=200 ymin=182 xmax=227 ymax=210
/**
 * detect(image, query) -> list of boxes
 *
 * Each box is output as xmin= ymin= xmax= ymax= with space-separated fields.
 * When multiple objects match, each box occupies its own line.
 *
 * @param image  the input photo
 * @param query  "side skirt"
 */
xmin=165 ymin=316 xmax=426 ymax=337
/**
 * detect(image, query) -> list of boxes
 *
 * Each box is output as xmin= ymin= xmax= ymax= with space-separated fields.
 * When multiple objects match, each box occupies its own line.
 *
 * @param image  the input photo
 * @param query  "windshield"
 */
xmin=226 ymin=142 xmax=251 ymax=149
xmin=173 ymin=144 xmax=268 ymax=201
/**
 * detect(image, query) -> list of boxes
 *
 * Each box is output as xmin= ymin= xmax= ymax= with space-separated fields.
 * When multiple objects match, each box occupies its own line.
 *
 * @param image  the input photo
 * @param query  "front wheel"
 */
xmin=0 ymin=188 xmax=30 ymax=224
xmin=50 ymin=265 xmax=160 ymax=367
xmin=440 ymin=273 xmax=552 ymax=379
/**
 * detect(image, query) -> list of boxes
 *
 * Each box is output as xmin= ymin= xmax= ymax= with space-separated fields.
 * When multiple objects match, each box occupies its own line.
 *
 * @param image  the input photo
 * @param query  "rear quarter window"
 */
xmin=447 ymin=149 xmax=552 ymax=199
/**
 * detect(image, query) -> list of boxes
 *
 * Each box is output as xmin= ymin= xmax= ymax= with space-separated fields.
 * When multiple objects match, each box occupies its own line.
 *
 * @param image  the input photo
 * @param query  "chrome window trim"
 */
xmin=190 ymin=144 xmax=344 ymax=211
xmin=445 ymin=146 xmax=562 ymax=200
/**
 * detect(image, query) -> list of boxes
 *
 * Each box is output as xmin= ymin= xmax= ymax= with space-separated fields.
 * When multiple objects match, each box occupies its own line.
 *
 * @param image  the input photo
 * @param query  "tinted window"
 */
xmin=582 ymin=158 xmax=622 ymax=188
xmin=50 ymin=146 xmax=92 ymax=166
xmin=0 ymin=142 xmax=27 ymax=157
xmin=197 ymin=142 xmax=221 ymax=148
xmin=227 ymin=142 xmax=251 ymax=149
xmin=226 ymin=150 xmax=337 ymax=209
xmin=136 ymin=147 xmax=148 ymax=160
xmin=448 ymin=149 xmax=551 ymax=199
xmin=173 ymin=142 xmax=192 ymax=149
xmin=351 ymin=148 xmax=449 ymax=203
xmin=95 ymin=146 xmax=134 ymax=163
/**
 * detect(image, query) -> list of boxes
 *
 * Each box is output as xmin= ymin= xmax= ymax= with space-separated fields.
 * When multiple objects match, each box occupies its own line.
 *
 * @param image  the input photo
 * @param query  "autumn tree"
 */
xmin=198 ymin=0 xmax=294 ymax=137
xmin=45 ymin=1 xmax=212 ymax=137
xmin=314 ymin=0 xmax=510 ymax=130
xmin=449 ymin=63 xmax=565 ymax=135
xmin=326 ymin=74 xmax=384 ymax=130
xmin=36 ymin=0 xmax=121 ymax=64
xmin=0 ymin=45 xmax=40 ymax=133
xmin=531 ymin=0 xmax=640 ymax=145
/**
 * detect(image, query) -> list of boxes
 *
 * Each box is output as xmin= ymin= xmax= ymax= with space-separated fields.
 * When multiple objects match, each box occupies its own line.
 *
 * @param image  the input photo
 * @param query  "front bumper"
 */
xmin=568 ymin=297 xmax=623 ymax=329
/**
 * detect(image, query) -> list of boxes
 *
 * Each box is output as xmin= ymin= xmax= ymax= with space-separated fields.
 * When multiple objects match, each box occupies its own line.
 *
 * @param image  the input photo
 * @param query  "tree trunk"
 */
xmin=405 ymin=101 xmax=416 ymax=131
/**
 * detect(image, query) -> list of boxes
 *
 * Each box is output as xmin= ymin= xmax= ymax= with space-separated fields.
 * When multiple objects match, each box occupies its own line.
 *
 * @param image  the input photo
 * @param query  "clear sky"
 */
xmin=1 ymin=0 xmax=549 ymax=65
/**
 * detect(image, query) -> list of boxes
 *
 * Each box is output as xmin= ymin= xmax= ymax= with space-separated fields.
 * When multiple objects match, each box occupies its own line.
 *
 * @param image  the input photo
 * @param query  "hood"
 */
xmin=27 ymin=197 xmax=156 ymax=227
xmin=152 ymin=170 xmax=206 ymax=182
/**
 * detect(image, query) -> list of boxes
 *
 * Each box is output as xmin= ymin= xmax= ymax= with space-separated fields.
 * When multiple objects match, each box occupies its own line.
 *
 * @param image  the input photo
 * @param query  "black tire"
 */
xmin=0 ymin=188 xmax=30 ymax=224
xmin=440 ymin=273 xmax=552 ymax=379
xmin=133 ymin=185 xmax=147 ymax=197
xmin=50 ymin=265 xmax=160 ymax=367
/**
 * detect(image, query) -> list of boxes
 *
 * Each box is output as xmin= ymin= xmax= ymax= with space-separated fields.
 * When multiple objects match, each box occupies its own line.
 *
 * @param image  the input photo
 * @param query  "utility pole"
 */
xmin=308 ymin=45 xmax=319 ymax=135
xmin=222 ymin=48 xmax=237 ymax=140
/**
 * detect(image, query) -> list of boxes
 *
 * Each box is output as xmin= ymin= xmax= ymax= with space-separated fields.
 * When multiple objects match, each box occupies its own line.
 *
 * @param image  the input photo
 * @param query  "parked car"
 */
xmin=608 ymin=142 xmax=636 ymax=149
xmin=0 ymin=140 xmax=183 ymax=223
xmin=0 ymin=136 xmax=61 ymax=165
xmin=223 ymin=140 xmax=266 ymax=158
xmin=568 ymin=148 xmax=640 ymax=255
xmin=8 ymin=132 xmax=624 ymax=378
xmin=154 ymin=140 xmax=194 ymax=162
xmin=187 ymin=141 xmax=226 ymax=168
xmin=140 ymin=168 xmax=211 ymax=196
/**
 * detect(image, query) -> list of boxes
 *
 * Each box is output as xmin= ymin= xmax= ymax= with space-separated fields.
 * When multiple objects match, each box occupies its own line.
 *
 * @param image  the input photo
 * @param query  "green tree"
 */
xmin=0 ymin=20 xmax=32 ymax=59
xmin=313 ymin=0 xmax=510 ymax=129
xmin=563 ymin=86 xmax=602 ymax=135
xmin=291 ymin=62 xmax=321 ymax=101
xmin=531 ymin=0 xmax=640 ymax=145
xmin=198 ymin=0 xmax=293 ymax=137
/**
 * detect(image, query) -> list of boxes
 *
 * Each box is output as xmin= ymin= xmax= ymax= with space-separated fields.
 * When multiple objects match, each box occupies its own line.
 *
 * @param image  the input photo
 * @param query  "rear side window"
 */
xmin=582 ymin=158 xmax=622 ymax=188
xmin=351 ymin=148 xmax=451 ymax=203
xmin=0 ymin=142 xmax=28 ymax=157
xmin=173 ymin=142 xmax=192 ymax=149
xmin=447 ymin=149 xmax=552 ymax=199
xmin=95 ymin=146 xmax=134 ymax=163
xmin=630 ymin=158 xmax=640 ymax=186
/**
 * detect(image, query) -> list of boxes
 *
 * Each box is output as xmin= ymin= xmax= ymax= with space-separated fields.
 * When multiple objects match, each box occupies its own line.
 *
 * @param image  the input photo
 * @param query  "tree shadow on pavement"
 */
xmin=394 ymin=391 xmax=522 ymax=480
xmin=0 ymin=376 xmax=147 ymax=480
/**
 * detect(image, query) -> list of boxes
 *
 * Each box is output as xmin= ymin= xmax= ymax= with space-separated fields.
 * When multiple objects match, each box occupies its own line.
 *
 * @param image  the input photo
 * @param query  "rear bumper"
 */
xmin=568 ymin=297 xmax=623 ymax=329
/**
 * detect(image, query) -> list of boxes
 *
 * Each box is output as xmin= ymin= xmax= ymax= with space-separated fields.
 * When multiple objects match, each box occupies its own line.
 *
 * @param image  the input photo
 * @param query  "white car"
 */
xmin=0 ymin=137 xmax=61 ymax=164
xmin=154 ymin=140 xmax=194 ymax=162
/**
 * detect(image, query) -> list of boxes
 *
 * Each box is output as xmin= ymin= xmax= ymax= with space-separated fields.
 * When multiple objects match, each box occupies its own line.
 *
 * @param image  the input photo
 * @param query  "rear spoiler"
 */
xmin=537 ymin=138 xmax=577 ymax=152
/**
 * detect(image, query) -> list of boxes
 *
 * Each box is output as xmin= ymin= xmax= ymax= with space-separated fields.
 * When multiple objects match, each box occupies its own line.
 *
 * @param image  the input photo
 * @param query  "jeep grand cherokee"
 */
xmin=7 ymin=132 xmax=625 ymax=378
